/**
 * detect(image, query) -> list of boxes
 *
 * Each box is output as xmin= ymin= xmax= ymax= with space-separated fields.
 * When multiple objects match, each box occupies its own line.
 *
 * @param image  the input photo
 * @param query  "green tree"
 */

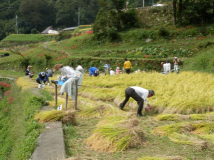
xmin=19 ymin=0 xmax=54 ymax=29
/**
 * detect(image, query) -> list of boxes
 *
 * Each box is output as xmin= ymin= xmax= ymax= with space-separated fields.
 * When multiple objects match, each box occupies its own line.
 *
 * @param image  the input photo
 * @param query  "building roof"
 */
xmin=41 ymin=26 xmax=53 ymax=34
xmin=62 ymin=27 xmax=78 ymax=31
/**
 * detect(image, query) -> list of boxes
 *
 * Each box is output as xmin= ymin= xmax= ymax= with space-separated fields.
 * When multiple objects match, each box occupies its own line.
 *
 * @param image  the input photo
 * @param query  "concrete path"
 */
xmin=30 ymin=87 xmax=66 ymax=160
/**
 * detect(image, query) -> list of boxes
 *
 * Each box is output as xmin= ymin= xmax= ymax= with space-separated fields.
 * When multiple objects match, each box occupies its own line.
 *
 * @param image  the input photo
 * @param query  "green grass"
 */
xmin=0 ymin=83 xmax=45 ymax=160
xmin=2 ymin=34 xmax=56 ymax=42
xmin=0 ymin=70 xmax=25 ymax=79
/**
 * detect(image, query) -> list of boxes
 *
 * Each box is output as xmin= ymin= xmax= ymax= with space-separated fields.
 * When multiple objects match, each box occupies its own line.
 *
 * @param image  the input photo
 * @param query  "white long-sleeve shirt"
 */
xmin=163 ymin=63 xmax=171 ymax=72
xmin=130 ymin=86 xmax=149 ymax=105
xmin=59 ymin=66 xmax=80 ymax=79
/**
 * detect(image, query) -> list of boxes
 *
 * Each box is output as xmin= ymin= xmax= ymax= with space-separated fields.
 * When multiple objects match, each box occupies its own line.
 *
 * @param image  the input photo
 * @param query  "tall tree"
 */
xmin=173 ymin=0 xmax=177 ymax=25
xmin=19 ymin=0 xmax=54 ymax=30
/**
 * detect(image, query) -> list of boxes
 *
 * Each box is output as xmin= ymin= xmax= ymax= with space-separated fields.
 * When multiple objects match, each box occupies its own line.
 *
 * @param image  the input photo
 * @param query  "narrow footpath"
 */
xmin=24 ymin=78 xmax=66 ymax=160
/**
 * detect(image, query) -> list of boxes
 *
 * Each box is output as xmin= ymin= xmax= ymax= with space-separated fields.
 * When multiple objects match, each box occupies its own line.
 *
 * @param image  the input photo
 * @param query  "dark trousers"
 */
xmin=120 ymin=87 xmax=144 ymax=115
xmin=125 ymin=69 xmax=130 ymax=74
xmin=36 ymin=78 xmax=47 ymax=84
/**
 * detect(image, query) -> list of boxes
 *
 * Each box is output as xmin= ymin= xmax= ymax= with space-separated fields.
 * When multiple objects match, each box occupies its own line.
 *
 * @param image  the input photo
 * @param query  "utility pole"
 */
xmin=15 ymin=15 xmax=18 ymax=34
xmin=143 ymin=0 xmax=144 ymax=7
xmin=78 ymin=8 xmax=80 ymax=26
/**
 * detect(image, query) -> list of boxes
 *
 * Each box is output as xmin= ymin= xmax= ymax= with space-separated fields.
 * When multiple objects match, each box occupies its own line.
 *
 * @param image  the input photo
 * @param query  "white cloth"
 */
xmin=110 ymin=70 xmax=115 ymax=75
xmin=59 ymin=71 xmax=83 ymax=100
xmin=130 ymin=86 xmax=149 ymax=104
xmin=58 ymin=66 xmax=80 ymax=79
xmin=76 ymin=65 xmax=84 ymax=74
xmin=163 ymin=63 xmax=171 ymax=74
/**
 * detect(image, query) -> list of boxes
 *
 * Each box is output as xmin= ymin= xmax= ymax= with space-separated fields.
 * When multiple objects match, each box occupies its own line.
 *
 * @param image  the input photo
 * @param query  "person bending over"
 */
xmin=89 ymin=67 xmax=99 ymax=77
xmin=36 ymin=72 xmax=49 ymax=88
xmin=119 ymin=86 xmax=155 ymax=117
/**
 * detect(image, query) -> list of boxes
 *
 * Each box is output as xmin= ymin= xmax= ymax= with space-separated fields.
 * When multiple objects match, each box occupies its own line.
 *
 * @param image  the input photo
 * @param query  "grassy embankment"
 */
xmin=1 ymin=24 xmax=214 ymax=73
xmin=0 ymin=77 xmax=47 ymax=160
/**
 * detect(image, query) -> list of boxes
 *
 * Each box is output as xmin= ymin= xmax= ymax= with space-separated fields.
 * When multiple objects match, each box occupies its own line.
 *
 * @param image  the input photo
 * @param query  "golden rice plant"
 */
xmin=86 ymin=115 xmax=144 ymax=152
xmin=80 ymin=71 xmax=214 ymax=114
xmin=34 ymin=110 xmax=76 ymax=125
xmin=154 ymin=114 xmax=189 ymax=121
xmin=16 ymin=77 xmax=37 ymax=90
xmin=152 ymin=122 xmax=214 ymax=148
xmin=192 ymin=122 xmax=214 ymax=134
xmin=168 ymin=133 xmax=207 ymax=150
xmin=78 ymin=100 xmax=125 ymax=118
xmin=154 ymin=113 xmax=214 ymax=121
xmin=138 ymin=156 xmax=188 ymax=160
xmin=152 ymin=122 xmax=194 ymax=136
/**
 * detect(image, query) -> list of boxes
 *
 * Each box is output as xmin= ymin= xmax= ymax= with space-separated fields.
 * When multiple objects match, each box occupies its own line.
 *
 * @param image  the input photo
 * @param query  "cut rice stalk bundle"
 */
xmin=78 ymin=102 xmax=125 ymax=118
xmin=154 ymin=113 xmax=214 ymax=121
xmin=154 ymin=114 xmax=189 ymax=121
xmin=197 ymin=134 xmax=214 ymax=141
xmin=96 ymin=113 xmax=136 ymax=127
xmin=86 ymin=116 xmax=144 ymax=152
xmin=169 ymin=133 xmax=207 ymax=150
xmin=138 ymin=156 xmax=188 ymax=160
xmin=34 ymin=110 xmax=77 ymax=124
xmin=192 ymin=122 xmax=214 ymax=134
xmin=152 ymin=122 xmax=194 ymax=136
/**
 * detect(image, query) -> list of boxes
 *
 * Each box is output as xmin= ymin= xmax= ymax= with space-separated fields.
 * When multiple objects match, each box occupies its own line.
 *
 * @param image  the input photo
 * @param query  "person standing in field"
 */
xmin=124 ymin=58 xmax=132 ymax=74
xmin=173 ymin=57 xmax=179 ymax=73
xmin=119 ymin=86 xmax=155 ymax=117
xmin=164 ymin=60 xmax=171 ymax=74
xmin=103 ymin=61 xmax=110 ymax=75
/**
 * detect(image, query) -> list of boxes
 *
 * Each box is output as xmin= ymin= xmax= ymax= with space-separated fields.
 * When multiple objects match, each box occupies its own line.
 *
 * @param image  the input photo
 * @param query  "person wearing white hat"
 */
xmin=36 ymin=72 xmax=49 ymax=88
xmin=173 ymin=57 xmax=179 ymax=73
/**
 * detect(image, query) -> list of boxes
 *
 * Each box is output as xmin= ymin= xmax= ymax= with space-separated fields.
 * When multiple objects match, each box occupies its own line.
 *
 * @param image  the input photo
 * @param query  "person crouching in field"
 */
xmin=26 ymin=65 xmax=34 ymax=78
xmin=116 ymin=67 xmax=121 ymax=74
xmin=36 ymin=72 xmax=49 ymax=88
xmin=119 ymin=86 xmax=155 ymax=117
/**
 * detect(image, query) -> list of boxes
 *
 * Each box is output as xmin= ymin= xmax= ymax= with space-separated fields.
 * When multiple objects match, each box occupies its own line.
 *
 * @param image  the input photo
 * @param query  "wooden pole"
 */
xmin=74 ymin=80 xmax=78 ymax=110
xmin=55 ymin=84 xmax=57 ymax=107
xmin=65 ymin=92 xmax=68 ymax=111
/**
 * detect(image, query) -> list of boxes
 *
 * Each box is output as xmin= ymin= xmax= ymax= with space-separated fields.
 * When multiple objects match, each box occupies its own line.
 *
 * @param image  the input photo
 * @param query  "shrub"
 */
xmin=55 ymin=31 xmax=72 ymax=41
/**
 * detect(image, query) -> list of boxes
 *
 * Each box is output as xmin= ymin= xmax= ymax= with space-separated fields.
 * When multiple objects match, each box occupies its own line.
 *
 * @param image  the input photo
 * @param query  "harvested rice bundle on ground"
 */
xmin=154 ymin=114 xmax=189 ymax=121
xmin=96 ymin=113 xmax=136 ymax=127
xmin=86 ymin=116 xmax=144 ymax=152
xmin=78 ymin=100 xmax=124 ymax=118
xmin=192 ymin=122 xmax=214 ymax=134
xmin=34 ymin=110 xmax=76 ymax=125
xmin=169 ymin=133 xmax=207 ymax=150
xmin=152 ymin=122 xmax=194 ymax=136
xmin=197 ymin=134 xmax=214 ymax=141
xmin=154 ymin=113 xmax=214 ymax=121
xmin=138 ymin=156 xmax=188 ymax=160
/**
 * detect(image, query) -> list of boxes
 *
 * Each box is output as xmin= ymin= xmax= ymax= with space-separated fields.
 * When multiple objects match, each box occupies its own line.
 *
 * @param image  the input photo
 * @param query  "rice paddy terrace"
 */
xmin=17 ymin=71 xmax=214 ymax=160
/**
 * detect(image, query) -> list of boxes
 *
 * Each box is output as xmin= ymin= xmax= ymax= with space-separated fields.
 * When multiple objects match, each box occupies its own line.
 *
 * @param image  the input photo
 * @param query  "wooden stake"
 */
xmin=65 ymin=92 xmax=68 ymax=111
xmin=54 ymin=83 xmax=57 ymax=107
xmin=74 ymin=80 xmax=78 ymax=110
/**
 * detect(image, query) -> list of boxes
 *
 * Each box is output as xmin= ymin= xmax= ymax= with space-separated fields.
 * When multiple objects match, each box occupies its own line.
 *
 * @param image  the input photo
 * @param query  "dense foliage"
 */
xmin=0 ymin=82 xmax=45 ymax=159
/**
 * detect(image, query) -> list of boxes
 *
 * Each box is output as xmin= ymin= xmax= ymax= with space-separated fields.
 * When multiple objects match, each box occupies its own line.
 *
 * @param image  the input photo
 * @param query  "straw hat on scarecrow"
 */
xmin=53 ymin=64 xmax=63 ymax=72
